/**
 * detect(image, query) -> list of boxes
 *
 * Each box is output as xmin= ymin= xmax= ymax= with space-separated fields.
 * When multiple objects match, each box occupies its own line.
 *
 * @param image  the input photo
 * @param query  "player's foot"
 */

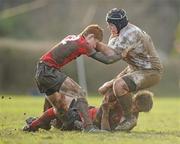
xmin=25 ymin=117 xmax=37 ymax=125
xmin=24 ymin=117 xmax=51 ymax=131
xmin=23 ymin=117 xmax=38 ymax=132
xmin=115 ymin=115 xmax=137 ymax=131
xmin=22 ymin=125 xmax=38 ymax=132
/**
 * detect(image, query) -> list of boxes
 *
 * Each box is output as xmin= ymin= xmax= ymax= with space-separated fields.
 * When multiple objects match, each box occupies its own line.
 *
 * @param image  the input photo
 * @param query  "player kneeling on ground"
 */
xmin=96 ymin=90 xmax=153 ymax=131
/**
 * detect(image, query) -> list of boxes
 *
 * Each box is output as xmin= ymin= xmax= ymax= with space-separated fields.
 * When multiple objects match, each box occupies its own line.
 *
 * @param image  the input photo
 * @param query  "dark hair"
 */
xmin=106 ymin=8 xmax=128 ymax=33
xmin=134 ymin=90 xmax=153 ymax=112
xmin=80 ymin=24 xmax=103 ymax=41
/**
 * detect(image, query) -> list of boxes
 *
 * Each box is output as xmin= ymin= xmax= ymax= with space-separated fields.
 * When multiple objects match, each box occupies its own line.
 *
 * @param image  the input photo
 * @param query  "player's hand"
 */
xmin=98 ymin=80 xmax=114 ymax=95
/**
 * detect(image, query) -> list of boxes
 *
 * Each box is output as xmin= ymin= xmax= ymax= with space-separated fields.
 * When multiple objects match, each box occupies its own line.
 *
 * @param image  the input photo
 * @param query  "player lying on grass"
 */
xmin=23 ymin=90 xmax=153 ymax=132
xmin=97 ymin=90 xmax=153 ymax=131
xmin=95 ymin=8 xmax=163 ymax=131
xmin=33 ymin=24 xmax=121 ymax=132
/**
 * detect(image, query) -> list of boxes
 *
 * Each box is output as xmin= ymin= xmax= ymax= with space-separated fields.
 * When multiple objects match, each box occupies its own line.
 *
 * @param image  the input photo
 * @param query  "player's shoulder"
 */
xmin=120 ymin=23 xmax=143 ymax=38
xmin=117 ymin=23 xmax=144 ymax=45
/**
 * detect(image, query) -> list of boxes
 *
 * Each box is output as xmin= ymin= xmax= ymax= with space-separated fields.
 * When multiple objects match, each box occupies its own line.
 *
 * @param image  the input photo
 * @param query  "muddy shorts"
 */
xmin=35 ymin=61 xmax=67 ymax=96
xmin=122 ymin=70 xmax=162 ymax=92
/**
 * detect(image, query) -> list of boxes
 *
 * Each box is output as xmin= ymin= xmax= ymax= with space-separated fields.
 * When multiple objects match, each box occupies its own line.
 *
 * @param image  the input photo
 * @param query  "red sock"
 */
xmin=31 ymin=108 xmax=56 ymax=129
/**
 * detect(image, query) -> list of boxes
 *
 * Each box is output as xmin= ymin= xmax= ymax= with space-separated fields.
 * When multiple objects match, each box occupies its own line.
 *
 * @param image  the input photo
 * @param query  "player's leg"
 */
xmin=98 ymin=66 xmax=131 ymax=103
xmin=97 ymin=80 xmax=119 ymax=130
xmin=97 ymin=67 xmax=134 ymax=131
xmin=23 ymin=93 xmax=74 ymax=132
xmin=112 ymin=76 xmax=137 ymax=131
xmin=23 ymin=93 xmax=64 ymax=132
xmin=23 ymin=62 xmax=68 ymax=132
xmin=23 ymin=107 xmax=56 ymax=132
xmin=98 ymin=79 xmax=118 ymax=106
xmin=43 ymin=98 xmax=52 ymax=112
xmin=133 ymin=70 xmax=161 ymax=90
xmin=47 ymin=92 xmax=68 ymax=118
xmin=113 ymin=77 xmax=134 ymax=117
xmin=60 ymin=77 xmax=99 ymax=132
xmin=114 ymin=70 xmax=161 ymax=131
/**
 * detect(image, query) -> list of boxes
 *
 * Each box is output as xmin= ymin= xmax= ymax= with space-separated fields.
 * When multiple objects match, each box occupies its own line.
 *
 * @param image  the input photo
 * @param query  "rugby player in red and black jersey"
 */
xmin=23 ymin=90 xmax=153 ymax=132
xmin=26 ymin=24 xmax=121 ymax=132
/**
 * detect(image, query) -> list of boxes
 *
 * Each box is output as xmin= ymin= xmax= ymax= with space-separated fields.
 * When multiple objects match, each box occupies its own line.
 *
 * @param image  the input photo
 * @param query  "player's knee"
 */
xmin=98 ymin=86 xmax=106 ymax=95
xmin=113 ymin=78 xmax=129 ymax=97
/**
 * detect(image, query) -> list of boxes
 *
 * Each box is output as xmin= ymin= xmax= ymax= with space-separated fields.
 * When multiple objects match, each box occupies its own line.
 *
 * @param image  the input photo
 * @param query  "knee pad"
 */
xmin=122 ymin=77 xmax=137 ymax=92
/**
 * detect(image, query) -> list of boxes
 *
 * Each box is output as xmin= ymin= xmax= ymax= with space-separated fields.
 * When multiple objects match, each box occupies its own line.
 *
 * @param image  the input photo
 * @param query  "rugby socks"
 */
xmin=117 ymin=94 xmax=132 ymax=118
xmin=30 ymin=107 xmax=56 ymax=129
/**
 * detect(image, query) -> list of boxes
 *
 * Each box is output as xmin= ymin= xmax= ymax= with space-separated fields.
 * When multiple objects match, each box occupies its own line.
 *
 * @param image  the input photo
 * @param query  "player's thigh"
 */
xmin=98 ymin=67 xmax=130 ymax=95
xmin=124 ymin=70 xmax=161 ymax=91
xmin=60 ymin=77 xmax=86 ymax=98
xmin=47 ymin=92 xmax=62 ymax=108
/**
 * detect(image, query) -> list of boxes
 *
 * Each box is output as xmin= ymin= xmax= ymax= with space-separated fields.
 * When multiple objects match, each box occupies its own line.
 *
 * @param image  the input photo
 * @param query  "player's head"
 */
xmin=133 ymin=90 xmax=154 ymax=112
xmin=80 ymin=24 xmax=103 ymax=42
xmin=106 ymin=8 xmax=128 ymax=33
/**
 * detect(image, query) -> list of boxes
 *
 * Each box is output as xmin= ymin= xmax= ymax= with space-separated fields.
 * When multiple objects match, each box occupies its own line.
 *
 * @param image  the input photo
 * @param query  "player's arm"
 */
xmin=100 ymin=103 xmax=111 ymax=131
xmin=90 ymin=42 xmax=121 ymax=64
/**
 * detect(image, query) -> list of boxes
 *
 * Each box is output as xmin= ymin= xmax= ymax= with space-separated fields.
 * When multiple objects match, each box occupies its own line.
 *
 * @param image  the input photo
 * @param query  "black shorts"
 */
xmin=35 ymin=61 xmax=67 ymax=96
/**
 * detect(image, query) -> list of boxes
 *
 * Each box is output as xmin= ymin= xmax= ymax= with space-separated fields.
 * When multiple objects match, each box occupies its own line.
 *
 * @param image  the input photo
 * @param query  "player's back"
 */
xmin=41 ymin=35 xmax=89 ymax=69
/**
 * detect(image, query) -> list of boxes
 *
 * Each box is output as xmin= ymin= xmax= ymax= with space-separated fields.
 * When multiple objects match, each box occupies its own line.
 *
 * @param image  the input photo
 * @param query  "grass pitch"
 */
xmin=0 ymin=95 xmax=180 ymax=144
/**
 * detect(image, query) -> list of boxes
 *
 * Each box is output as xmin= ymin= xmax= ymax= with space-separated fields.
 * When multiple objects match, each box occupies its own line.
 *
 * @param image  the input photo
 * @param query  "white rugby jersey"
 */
xmin=108 ymin=23 xmax=163 ymax=71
